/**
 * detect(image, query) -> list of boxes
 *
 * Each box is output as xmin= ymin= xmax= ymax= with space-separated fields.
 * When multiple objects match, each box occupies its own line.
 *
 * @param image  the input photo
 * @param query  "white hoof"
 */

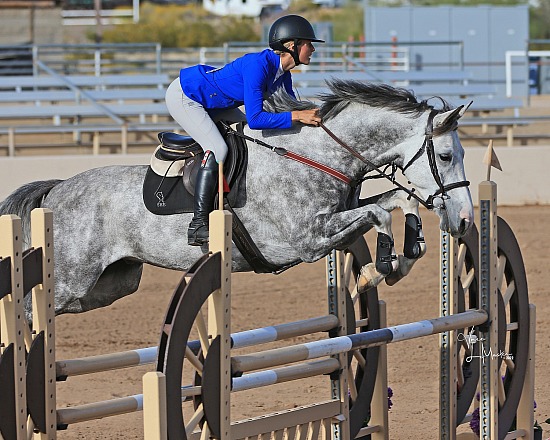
xmin=357 ymin=263 xmax=386 ymax=292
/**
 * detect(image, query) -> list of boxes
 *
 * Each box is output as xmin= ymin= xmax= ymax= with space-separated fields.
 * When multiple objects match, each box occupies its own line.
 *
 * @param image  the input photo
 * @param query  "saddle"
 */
xmin=143 ymin=121 xmax=248 ymax=215
xmin=142 ymin=119 xmax=301 ymax=275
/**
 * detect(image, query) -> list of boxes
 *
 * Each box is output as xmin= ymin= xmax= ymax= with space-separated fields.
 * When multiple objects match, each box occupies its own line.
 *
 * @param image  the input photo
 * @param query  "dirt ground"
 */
xmin=53 ymin=205 xmax=550 ymax=440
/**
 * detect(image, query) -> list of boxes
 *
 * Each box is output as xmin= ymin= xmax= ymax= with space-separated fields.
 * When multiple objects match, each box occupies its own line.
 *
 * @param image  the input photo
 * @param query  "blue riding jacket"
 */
xmin=179 ymin=49 xmax=296 ymax=130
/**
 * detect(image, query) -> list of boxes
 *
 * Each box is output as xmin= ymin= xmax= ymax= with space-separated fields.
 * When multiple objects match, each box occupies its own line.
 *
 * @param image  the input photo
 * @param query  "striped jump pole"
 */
xmin=55 ymin=314 xmax=339 ymax=378
xmin=231 ymin=310 xmax=488 ymax=375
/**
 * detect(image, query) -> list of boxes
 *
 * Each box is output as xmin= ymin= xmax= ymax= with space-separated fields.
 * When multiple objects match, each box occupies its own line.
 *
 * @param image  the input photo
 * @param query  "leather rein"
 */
xmin=224 ymin=109 xmax=470 ymax=210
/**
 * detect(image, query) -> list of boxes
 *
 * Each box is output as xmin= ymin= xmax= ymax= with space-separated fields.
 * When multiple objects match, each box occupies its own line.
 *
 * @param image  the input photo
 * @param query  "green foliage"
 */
xmin=101 ymin=2 xmax=259 ymax=47
xmin=288 ymin=0 xmax=320 ymax=13
xmin=288 ymin=3 xmax=366 ymax=41
xmin=530 ymin=0 xmax=550 ymax=41
xmin=98 ymin=0 xmax=549 ymax=46
xmin=318 ymin=4 xmax=365 ymax=41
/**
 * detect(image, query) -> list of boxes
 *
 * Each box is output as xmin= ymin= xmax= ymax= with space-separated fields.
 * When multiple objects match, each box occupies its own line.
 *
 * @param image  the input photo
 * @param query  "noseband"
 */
xmin=320 ymin=108 xmax=470 ymax=210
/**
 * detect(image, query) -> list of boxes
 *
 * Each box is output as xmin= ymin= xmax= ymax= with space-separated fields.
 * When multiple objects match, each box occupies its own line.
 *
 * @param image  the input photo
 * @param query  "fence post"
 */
xmin=370 ymin=300 xmax=389 ymax=440
xmin=0 ymin=215 xmax=28 ymax=440
xmin=478 ymin=181 xmax=499 ymax=440
xmin=143 ymin=371 xmax=167 ymax=440
xmin=30 ymin=208 xmax=56 ymax=439
xmin=439 ymin=230 xmax=458 ymax=440
xmin=208 ymin=208 xmax=232 ymax=440
xmin=326 ymin=250 xmax=350 ymax=440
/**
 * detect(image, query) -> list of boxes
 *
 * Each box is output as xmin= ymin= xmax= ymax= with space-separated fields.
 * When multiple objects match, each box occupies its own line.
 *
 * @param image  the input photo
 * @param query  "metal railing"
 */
xmin=0 ymin=40 xmax=468 ymax=78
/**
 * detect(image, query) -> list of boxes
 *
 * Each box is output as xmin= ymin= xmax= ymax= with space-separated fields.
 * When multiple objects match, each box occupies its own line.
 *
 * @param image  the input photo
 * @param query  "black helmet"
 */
xmin=268 ymin=15 xmax=325 ymax=52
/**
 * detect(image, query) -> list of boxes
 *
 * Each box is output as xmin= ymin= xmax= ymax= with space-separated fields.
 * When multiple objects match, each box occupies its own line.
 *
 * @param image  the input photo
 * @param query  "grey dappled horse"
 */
xmin=0 ymin=80 xmax=473 ymax=320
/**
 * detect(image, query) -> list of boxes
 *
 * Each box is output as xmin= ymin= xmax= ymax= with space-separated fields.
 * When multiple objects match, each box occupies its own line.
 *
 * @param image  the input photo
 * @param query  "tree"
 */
xmin=530 ymin=0 xmax=550 ymax=40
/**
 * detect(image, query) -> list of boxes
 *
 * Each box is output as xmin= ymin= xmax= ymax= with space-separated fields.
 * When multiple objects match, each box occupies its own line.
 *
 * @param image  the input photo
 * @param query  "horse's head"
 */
xmin=401 ymin=104 xmax=474 ymax=237
xmin=264 ymin=81 xmax=474 ymax=237
xmin=315 ymin=80 xmax=474 ymax=237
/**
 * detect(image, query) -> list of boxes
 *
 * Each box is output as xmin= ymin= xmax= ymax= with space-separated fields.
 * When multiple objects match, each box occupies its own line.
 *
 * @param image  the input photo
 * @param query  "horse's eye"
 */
xmin=439 ymin=153 xmax=452 ymax=162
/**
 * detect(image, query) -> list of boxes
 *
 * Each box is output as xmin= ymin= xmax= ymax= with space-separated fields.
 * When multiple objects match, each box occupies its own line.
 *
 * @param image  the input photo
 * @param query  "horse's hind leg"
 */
xmin=67 ymin=260 xmax=143 ymax=313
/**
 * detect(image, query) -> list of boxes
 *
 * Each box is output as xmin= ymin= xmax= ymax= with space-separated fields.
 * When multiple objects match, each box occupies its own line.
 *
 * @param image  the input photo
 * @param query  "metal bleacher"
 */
xmin=0 ymin=42 xmax=529 ymax=155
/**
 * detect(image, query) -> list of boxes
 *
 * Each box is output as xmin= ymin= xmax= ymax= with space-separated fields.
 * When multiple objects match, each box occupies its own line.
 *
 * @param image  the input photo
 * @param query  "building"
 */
xmin=364 ymin=5 xmax=529 ymax=96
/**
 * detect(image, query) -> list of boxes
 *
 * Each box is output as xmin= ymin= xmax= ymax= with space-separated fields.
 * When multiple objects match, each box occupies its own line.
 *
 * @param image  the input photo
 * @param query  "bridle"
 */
xmin=320 ymin=108 xmax=470 ymax=210
xmin=223 ymin=106 xmax=469 ymax=211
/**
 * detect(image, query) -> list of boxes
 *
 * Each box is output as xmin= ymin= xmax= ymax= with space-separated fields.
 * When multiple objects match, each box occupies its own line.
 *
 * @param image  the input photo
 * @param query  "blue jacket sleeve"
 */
xmin=242 ymin=61 xmax=292 ymax=130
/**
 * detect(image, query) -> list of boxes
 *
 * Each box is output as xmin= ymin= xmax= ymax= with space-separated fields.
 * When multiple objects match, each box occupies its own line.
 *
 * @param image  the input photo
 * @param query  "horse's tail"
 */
xmin=0 ymin=179 xmax=62 ymax=246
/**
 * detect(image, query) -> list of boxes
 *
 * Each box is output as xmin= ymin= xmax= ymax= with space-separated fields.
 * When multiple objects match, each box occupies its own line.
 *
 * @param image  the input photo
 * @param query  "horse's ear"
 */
xmin=434 ymin=107 xmax=461 ymax=128
xmin=458 ymin=101 xmax=473 ymax=118
xmin=434 ymin=102 xmax=470 ymax=128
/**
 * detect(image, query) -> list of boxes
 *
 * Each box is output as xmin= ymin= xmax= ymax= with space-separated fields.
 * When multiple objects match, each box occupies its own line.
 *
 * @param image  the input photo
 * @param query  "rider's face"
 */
xmin=296 ymin=40 xmax=316 ymax=65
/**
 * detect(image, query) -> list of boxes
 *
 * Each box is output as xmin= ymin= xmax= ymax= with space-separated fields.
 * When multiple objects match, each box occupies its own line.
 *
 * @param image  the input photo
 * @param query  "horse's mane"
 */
xmin=264 ymin=79 xmax=455 ymax=133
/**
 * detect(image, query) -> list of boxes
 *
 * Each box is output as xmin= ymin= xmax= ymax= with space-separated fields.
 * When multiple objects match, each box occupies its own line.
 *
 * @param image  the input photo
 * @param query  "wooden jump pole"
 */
xmin=326 ymin=249 xmax=350 ymax=440
xmin=30 ymin=208 xmax=56 ymax=440
xmin=369 ymin=300 xmax=389 ymax=440
xmin=207 ymin=163 xmax=232 ymax=440
xmin=0 ymin=209 xmax=55 ymax=440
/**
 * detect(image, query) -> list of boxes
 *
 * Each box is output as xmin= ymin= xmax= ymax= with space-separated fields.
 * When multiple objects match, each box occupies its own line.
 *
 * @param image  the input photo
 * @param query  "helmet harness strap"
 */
xmin=280 ymin=39 xmax=301 ymax=66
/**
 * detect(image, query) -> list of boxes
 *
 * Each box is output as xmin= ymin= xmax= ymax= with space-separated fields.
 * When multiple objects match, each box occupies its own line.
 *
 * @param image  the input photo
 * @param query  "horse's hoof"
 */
xmin=385 ymin=255 xmax=414 ymax=287
xmin=375 ymin=233 xmax=397 ymax=276
xmin=385 ymin=271 xmax=403 ymax=286
xmin=357 ymin=263 xmax=385 ymax=292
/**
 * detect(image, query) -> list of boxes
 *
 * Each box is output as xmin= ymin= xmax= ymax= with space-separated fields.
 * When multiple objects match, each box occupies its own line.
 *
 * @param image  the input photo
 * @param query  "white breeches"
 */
xmin=165 ymin=78 xmax=228 ymax=162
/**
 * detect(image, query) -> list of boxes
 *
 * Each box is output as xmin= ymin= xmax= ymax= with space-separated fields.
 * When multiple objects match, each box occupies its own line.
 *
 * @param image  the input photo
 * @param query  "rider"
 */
xmin=165 ymin=14 xmax=324 ymax=246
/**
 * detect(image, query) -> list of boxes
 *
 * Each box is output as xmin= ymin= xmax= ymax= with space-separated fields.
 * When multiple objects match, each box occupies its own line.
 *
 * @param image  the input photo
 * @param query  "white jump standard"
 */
xmin=153 ymin=179 xmax=534 ymax=440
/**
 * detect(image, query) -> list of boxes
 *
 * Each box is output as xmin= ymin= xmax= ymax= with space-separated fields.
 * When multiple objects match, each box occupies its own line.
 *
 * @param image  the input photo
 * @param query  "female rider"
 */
xmin=165 ymin=14 xmax=324 ymax=246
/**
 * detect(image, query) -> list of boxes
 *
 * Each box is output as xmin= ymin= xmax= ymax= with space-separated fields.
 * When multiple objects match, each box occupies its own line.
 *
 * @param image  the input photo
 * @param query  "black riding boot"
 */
xmin=188 ymin=151 xmax=218 ymax=246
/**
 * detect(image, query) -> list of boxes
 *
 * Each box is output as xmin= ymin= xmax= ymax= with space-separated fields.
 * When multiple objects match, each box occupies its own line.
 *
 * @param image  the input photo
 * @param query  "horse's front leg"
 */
xmin=354 ymin=190 xmax=427 ymax=289
xmin=318 ymin=204 xmax=398 ymax=291
xmin=377 ymin=193 xmax=427 ymax=286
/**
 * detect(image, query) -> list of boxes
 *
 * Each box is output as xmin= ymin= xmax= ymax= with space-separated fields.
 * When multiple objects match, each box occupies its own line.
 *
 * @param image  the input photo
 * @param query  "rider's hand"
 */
xmin=291 ymin=109 xmax=321 ymax=126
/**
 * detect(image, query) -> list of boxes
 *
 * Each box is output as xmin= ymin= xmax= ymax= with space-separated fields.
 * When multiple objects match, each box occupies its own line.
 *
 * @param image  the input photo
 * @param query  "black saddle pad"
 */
xmin=142 ymin=122 xmax=248 ymax=215
xmin=143 ymin=166 xmax=197 ymax=215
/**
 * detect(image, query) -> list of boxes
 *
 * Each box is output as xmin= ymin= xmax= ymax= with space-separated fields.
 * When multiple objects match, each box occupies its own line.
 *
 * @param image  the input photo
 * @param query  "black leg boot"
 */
xmin=188 ymin=151 xmax=218 ymax=246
